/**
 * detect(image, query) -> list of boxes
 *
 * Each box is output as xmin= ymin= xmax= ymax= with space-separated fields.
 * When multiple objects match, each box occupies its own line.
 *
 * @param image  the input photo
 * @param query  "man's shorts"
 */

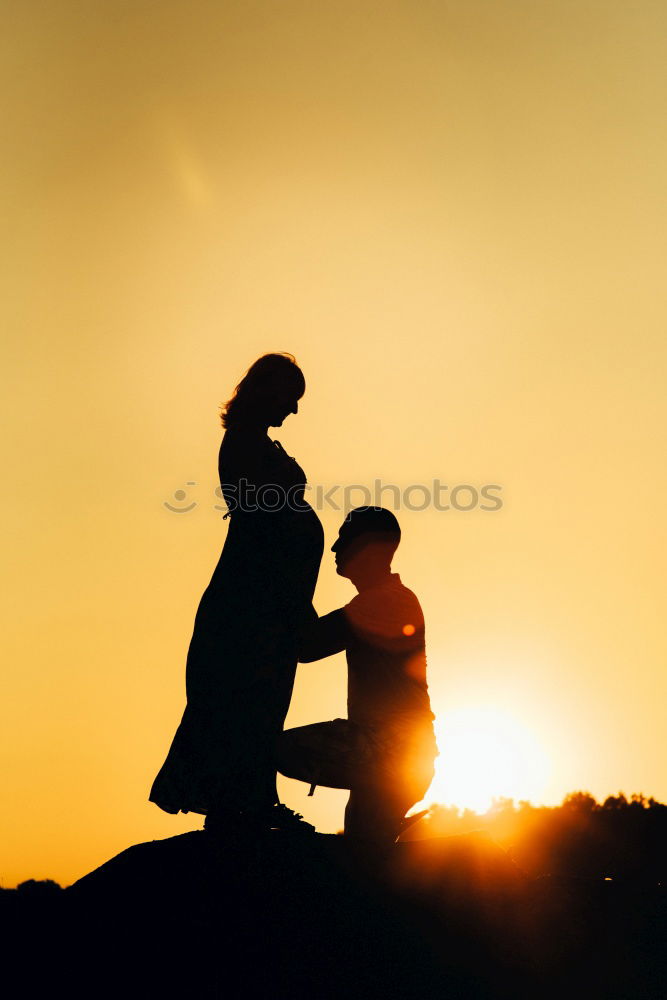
xmin=276 ymin=717 xmax=436 ymax=799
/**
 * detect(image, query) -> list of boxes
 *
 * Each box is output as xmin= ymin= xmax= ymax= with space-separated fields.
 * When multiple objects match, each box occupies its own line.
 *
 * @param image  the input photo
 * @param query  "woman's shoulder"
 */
xmin=221 ymin=425 xmax=268 ymax=444
xmin=220 ymin=426 xmax=270 ymax=457
xmin=218 ymin=426 xmax=271 ymax=482
xmin=218 ymin=426 xmax=307 ymax=495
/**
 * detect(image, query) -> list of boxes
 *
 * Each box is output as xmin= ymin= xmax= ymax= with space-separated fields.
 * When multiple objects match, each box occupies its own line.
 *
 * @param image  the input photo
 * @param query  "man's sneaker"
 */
xmin=396 ymin=809 xmax=429 ymax=839
xmin=270 ymin=803 xmax=316 ymax=835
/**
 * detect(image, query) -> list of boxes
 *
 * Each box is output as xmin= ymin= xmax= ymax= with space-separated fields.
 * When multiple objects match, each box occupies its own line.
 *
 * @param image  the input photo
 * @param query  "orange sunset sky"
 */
xmin=2 ymin=0 xmax=666 ymax=888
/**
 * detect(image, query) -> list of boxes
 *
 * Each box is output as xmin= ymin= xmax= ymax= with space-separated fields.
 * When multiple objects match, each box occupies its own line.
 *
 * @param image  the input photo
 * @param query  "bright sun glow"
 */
xmin=422 ymin=706 xmax=551 ymax=814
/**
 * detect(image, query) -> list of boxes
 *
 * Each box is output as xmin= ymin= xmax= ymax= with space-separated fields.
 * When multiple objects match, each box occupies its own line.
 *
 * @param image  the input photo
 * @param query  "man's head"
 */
xmin=332 ymin=507 xmax=401 ymax=585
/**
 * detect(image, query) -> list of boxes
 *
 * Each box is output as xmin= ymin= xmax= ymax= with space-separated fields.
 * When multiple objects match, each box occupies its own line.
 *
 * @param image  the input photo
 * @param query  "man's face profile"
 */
xmin=332 ymin=528 xmax=397 ymax=580
xmin=332 ymin=527 xmax=362 ymax=578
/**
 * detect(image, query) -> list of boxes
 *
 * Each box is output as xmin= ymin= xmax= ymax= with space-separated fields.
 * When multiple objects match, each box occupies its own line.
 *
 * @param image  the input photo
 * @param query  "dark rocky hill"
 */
xmin=3 ymin=830 xmax=665 ymax=998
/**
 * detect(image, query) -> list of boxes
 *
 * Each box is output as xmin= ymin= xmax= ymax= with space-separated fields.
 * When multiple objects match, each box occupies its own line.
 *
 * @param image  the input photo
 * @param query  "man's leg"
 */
xmin=278 ymin=723 xmax=415 ymax=844
xmin=276 ymin=719 xmax=359 ymax=792
xmin=344 ymin=748 xmax=436 ymax=844
xmin=344 ymin=781 xmax=417 ymax=845
xmin=277 ymin=722 xmax=434 ymax=843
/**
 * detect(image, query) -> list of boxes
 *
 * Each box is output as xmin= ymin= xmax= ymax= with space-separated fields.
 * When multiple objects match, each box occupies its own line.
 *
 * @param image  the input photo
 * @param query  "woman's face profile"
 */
xmin=266 ymin=379 xmax=304 ymax=427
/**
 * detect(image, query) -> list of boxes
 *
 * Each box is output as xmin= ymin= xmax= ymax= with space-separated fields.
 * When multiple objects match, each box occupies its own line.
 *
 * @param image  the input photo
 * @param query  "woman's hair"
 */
xmin=219 ymin=352 xmax=305 ymax=428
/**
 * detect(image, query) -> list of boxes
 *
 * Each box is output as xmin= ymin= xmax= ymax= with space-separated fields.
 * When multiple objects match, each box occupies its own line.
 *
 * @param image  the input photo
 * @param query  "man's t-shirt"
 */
xmin=300 ymin=573 xmax=435 ymax=739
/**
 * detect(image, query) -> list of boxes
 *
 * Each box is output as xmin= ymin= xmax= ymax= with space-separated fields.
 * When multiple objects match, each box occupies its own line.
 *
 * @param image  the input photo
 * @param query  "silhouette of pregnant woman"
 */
xmin=150 ymin=353 xmax=324 ymax=833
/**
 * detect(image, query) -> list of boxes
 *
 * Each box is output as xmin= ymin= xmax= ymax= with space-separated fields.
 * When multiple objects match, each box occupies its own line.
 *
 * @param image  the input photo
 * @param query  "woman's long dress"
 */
xmin=149 ymin=428 xmax=324 ymax=815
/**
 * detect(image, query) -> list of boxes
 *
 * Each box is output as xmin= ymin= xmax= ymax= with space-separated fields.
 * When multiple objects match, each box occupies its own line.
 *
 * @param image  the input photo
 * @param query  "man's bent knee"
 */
xmin=274 ymin=729 xmax=302 ymax=781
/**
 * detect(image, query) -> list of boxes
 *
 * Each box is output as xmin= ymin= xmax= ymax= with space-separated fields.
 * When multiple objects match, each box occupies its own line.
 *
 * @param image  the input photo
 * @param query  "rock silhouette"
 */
xmin=4 ymin=830 xmax=665 ymax=999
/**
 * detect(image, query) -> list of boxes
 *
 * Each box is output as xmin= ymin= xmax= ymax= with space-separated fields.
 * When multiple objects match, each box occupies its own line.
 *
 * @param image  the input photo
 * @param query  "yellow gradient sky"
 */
xmin=2 ymin=0 xmax=666 ymax=887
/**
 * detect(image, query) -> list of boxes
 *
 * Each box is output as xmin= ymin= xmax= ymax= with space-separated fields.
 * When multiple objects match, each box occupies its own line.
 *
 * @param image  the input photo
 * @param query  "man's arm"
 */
xmin=298 ymin=607 xmax=349 ymax=662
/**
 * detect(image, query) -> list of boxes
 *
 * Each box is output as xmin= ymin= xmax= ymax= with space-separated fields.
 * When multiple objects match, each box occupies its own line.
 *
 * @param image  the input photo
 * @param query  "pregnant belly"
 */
xmin=294 ymin=503 xmax=324 ymax=553
xmin=287 ymin=505 xmax=324 ymax=597
xmin=199 ymin=505 xmax=323 ymax=613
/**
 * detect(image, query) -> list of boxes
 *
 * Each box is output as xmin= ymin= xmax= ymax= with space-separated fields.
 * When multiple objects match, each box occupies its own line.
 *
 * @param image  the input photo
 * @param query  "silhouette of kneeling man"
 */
xmin=277 ymin=507 xmax=438 ymax=844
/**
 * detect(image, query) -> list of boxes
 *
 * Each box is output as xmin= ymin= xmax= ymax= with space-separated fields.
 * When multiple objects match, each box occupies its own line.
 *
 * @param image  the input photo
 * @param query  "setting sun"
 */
xmin=423 ymin=707 xmax=551 ymax=814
